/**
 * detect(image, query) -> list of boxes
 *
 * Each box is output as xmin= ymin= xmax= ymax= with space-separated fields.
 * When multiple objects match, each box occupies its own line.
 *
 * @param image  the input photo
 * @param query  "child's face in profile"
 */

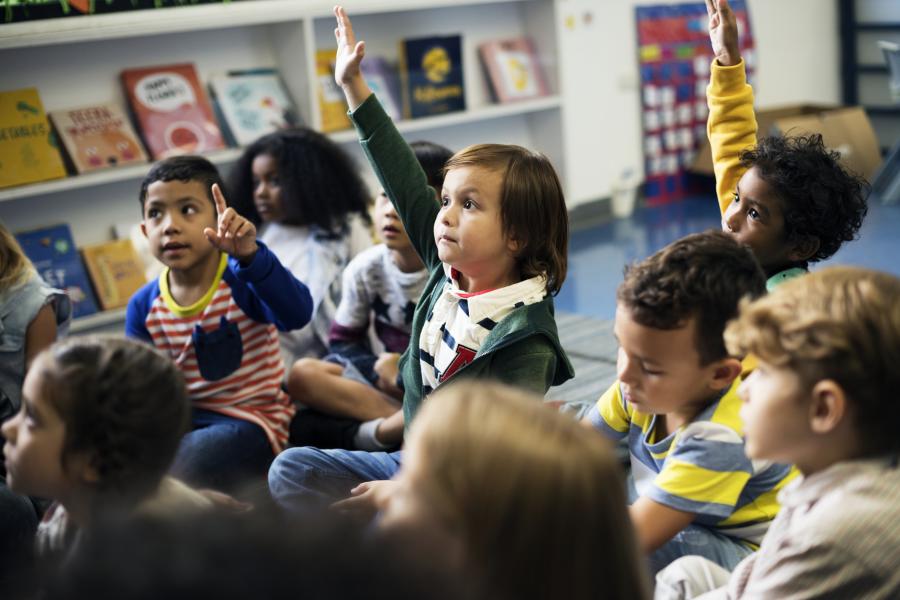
xmin=614 ymin=304 xmax=728 ymax=418
xmin=141 ymin=179 xmax=219 ymax=272
xmin=738 ymin=359 xmax=812 ymax=464
xmin=375 ymin=190 xmax=414 ymax=253
xmin=723 ymin=167 xmax=795 ymax=272
xmin=435 ymin=166 xmax=517 ymax=281
xmin=2 ymin=355 xmax=76 ymax=500
xmin=251 ymin=153 xmax=286 ymax=223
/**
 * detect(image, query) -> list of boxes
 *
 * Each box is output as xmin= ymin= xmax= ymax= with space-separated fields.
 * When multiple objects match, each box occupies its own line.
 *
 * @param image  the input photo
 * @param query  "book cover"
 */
xmin=316 ymin=49 xmax=352 ymax=132
xmin=399 ymin=35 xmax=465 ymax=119
xmin=121 ymin=63 xmax=226 ymax=159
xmin=15 ymin=224 xmax=99 ymax=319
xmin=49 ymin=103 xmax=148 ymax=174
xmin=208 ymin=69 xmax=300 ymax=147
xmin=479 ymin=37 xmax=550 ymax=103
xmin=0 ymin=88 xmax=67 ymax=189
xmin=361 ymin=57 xmax=403 ymax=121
xmin=81 ymin=239 xmax=147 ymax=310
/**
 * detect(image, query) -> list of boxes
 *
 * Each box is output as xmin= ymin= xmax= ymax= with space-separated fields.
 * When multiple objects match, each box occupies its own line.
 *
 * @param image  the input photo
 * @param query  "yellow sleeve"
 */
xmin=592 ymin=380 xmax=631 ymax=437
xmin=707 ymin=59 xmax=757 ymax=217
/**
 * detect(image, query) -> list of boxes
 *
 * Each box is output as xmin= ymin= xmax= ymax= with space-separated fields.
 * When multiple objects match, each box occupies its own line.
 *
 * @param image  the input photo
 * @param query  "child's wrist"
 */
xmin=237 ymin=243 xmax=259 ymax=266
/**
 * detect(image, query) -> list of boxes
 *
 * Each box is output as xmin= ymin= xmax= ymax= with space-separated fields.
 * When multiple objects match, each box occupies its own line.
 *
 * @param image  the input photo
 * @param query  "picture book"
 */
xmin=15 ymin=224 xmax=99 ymax=319
xmin=121 ymin=63 xmax=225 ymax=159
xmin=0 ymin=88 xmax=67 ymax=189
xmin=81 ymin=239 xmax=147 ymax=310
xmin=479 ymin=37 xmax=550 ymax=103
xmin=399 ymin=34 xmax=465 ymax=119
xmin=316 ymin=49 xmax=351 ymax=132
xmin=361 ymin=57 xmax=403 ymax=121
xmin=49 ymin=102 xmax=148 ymax=174
xmin=208 ymin=69 xmax=300 ymax=147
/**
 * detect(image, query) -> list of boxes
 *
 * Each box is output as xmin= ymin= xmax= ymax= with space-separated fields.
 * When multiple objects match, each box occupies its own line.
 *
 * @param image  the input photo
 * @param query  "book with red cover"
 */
xmin=479 ymin=37 xmax=549 ymax=104
xmin=49 ymin=103 xmax=148 ymax=173
xmin=121 ymin=63 xmax=225 ymax=159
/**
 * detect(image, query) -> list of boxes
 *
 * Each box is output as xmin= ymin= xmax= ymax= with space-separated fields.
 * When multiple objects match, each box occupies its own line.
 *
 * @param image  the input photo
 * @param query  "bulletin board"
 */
xmin=636 ymin=1 xmax=755 ymax=205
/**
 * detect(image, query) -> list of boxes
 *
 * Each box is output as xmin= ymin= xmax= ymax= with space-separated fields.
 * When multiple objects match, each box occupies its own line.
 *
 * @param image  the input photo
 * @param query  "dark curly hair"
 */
xmin=740 ymin=134 xmax=869 ymax=263
xmin=39 ymin=337 xmax=189 ymax=508
xmin=617 ymin=230 xmax=766 ymax=365
xmin=138 ymin=155 xmax=225 ymax=212
xmin=409 ymin=140 xmax=453 ymax=190
xmin=227 ymin=128 xmax=371 ymax=232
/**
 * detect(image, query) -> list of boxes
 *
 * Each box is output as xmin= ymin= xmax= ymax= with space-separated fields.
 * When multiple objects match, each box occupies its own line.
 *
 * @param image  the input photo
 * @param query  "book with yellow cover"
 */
xmin=315 ymin=49 xmax=351 ymax=132
xmin=0 ymin=88 xmax=67 ymax=189
xmin=81 ymin=239 xmax=147 ymax=311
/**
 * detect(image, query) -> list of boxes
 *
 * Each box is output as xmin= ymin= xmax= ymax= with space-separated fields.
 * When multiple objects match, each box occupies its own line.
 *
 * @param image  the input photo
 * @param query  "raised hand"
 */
xmin=203 ymin=183 xmax=258 ymax=263
xmin=333 ymin=5 xmax=373 ymax=110
xmin=705 ymin=0 xmax=741 ymax=67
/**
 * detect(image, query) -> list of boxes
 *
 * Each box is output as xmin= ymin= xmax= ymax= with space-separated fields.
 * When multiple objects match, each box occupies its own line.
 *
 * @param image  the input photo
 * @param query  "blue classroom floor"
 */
xmin=557 ymin=194 xmax=900 ymax=322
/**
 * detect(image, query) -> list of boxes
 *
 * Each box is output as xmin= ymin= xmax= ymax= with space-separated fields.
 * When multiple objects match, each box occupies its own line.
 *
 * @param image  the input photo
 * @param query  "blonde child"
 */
xmin=705 ymin=0 xmax=868 ymax=289
xmin=288 ymin=140 xmax=452 ymax=451
xmin=268 ymin=6 xmax=573 ymax=511
xmin=2 ymin=337 xmax=210 ymax=563
xmin=126 ymin=156 xmax=313 ymax=493
xmin=375 ymin=380 xmax=650 ymax=600
xmin=0 ymin=223 xmax=71 ymax=588
xmin=227 ymin=128 xmax=373 ymax=365
xmin=582 ymin=231 xmax=796 ymax=575
xmin=656 ymin=267 xmax=900 ymax=598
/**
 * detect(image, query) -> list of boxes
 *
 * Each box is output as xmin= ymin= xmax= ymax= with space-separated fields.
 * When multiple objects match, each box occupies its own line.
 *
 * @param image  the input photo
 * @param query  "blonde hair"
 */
xmin=444 ymin=144 xmax=568 ymax=295
xmin=0 ymin=223 xmax=33 ymax=291
xmin=725 ymin=266 xmax=900 ymax=455
xmin=408 ymin=381 xmax=649 ymax=600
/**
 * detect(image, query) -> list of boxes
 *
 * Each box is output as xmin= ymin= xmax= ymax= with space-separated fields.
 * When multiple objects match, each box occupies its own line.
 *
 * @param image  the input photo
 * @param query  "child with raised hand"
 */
xmin=582 ymin=231 xmax=797 ymax=576
xmin=656 ymin=267 xmax=900 ymax=599
xmin=126 ymin=156 xmax=313 ymax=494
xmin=0 ymin=223 xmax=71 ymax=589
xmin=705 ymin=0 xmax=868 ymax=289
xmin=268 ymin=6 xmax=573 ymax=512
xmin=1 ymin=337 xmax=210 ymax=563
xmin=376 ymin=380 xmax=651 ymax=600
xmin=288 ymin=141 xmax=452 ymax=451
xmin=227 ymin=128 xmax=373 ymax=365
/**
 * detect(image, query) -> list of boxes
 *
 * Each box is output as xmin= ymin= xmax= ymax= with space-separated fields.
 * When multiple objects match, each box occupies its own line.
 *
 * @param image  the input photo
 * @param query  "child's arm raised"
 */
xmin=705 ymin=0 xmax=757 ymax=217
xmin=334 ymin=6 xmax=441 ymax=271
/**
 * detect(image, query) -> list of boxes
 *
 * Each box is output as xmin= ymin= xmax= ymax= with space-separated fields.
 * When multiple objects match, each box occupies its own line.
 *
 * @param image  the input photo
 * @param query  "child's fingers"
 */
xmin=704 ymin=0 xmax=716 ymax=17
xmin=211 ymin=183 xmax=227 ymax=218
xmin=203 ymin=227 xmax=220 ymax=248
xmin=233 ymin=219 xmax=250 ymax=238
xmin=335 ymin=6 xmax=355 ymax=47
xmin=219 ymin=207 xmax=237 ymax=238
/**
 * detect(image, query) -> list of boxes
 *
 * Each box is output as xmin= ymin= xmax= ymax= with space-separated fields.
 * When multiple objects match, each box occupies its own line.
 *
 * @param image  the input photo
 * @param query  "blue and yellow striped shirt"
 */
xmin=588 ymin=379 xmax=797 ymax=545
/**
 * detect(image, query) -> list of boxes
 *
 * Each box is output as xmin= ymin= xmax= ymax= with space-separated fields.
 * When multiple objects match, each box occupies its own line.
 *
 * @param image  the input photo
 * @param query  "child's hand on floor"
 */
xmin=333 ymin=5 xmax=373 ymax=110
xmin=203 ymin=183 xmax=259 ymax=264
xmin=374 ymin=352 xmax=402 ymax=398
xmin=331 ymin=479 xmax=398 ymax=520
xmin=705 ymin=0 xmax=741 ymax=67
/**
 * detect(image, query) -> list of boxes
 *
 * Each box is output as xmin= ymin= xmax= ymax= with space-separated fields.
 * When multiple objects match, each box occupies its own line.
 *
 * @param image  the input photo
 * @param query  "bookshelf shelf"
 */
xmin=70 ymin=307 xmax=128 ymax=334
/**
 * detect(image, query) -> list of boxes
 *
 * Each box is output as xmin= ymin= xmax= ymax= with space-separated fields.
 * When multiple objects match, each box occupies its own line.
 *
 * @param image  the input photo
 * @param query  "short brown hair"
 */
xmin=617 ymin=230 xmax=766 ymax=364
xmin=39 ymin=337 xmax=189 ymax=507
xmin=410 ymin=381 xmax=649 ymax=600
xmin=725 ymin=266 xmax=900 ymax=456
xmin=444 ymin=144 xmax=568 ymax=295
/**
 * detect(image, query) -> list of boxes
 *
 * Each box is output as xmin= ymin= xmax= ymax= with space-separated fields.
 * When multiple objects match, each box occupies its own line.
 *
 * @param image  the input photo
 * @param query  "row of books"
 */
xmin=0 ymin=64 xmax=299 ymax=190
xmin=16 ymin=223 xmax=148 ymax=320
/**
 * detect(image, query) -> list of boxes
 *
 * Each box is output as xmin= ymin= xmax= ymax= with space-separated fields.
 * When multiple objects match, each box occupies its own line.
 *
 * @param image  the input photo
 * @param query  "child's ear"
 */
xmin=66 ymin=451 xmax=101 ymax=485
xmin=788 ymin=235 xmax=820 ymax=263
xmin=506 ymin=236 xmax=521 ymax=256
xmin=808 ymin=379 xmax=847 ymax=435
xmin=140 ymin=222 xmax=148 ymax=239
xmin=708 ymin=357 xmax=742 ymax=392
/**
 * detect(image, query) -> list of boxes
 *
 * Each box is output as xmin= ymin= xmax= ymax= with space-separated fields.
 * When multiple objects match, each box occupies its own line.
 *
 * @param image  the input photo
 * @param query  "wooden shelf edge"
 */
xmin=70 ymin=307 xmax=127 ymax=334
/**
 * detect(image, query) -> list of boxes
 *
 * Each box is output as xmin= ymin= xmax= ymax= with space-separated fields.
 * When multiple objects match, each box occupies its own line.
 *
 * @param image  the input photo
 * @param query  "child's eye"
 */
xmin=440 ymin=197 xmax=449 ymax=207
xmin=748 ymin=208 xmax=760 ymax=220
xmin=182 ymin=205 xmax=198 ymax=215
xmin=732 ymin=192 xmax=740 ymax=204
xmin=463 ymin=199 xmax=474 ymax=209
xmin=147 ymin=208 xmax=160 ymax=219
xmin=269 ymin=176 xmax=280 ymax=187
xmin=641 ymin=364 xmax=663 ymax=376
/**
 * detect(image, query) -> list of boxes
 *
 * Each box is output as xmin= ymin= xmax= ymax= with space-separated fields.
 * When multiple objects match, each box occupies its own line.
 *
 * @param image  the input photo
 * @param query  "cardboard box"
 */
xmin=692 ymin=104 xmax=883 ymax=180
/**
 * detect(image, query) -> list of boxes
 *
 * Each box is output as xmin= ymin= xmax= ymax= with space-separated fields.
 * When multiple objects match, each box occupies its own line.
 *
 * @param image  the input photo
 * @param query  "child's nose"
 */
xmin=1 ymin=413 xmax=18 ymax=441
xmin=725 ymin=207 xmax=741 ymax=233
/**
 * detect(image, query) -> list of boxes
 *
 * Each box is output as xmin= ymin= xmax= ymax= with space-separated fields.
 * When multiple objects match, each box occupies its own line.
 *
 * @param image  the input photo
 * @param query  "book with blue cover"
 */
xmin=15 ymin=224 xmax=99 ymax=319
xmin=399 ymin=34 xmax=465 ymax=119
xmin=208 ymin=69 xmax=300 ymax=147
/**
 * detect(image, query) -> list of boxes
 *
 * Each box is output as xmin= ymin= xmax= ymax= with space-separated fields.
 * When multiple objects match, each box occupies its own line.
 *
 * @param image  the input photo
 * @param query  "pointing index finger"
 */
xmin=212 ymin=183 xmax=227 ymax=218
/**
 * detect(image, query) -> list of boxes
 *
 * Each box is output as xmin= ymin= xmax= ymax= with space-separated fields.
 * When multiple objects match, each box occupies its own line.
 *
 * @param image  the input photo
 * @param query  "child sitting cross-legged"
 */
xmin=288 ymin=141 xmax=453 ymax=451
xmin=655 ymin=267 xmax=900 ymax=599
xmin=126 ymin=156 xmax=313 ymax=494
xmin=582 ymin=230 xmax=797 ymax=576
xmin=1 ymin=337 xmax=212 ymax=570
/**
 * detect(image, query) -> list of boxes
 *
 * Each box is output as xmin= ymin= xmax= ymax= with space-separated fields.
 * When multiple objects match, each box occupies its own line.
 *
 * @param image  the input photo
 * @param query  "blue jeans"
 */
xmin=626 ymin=474 xmax=754 ymax=576
xmin=268 ymin=447 xmax=402 ymax=512
xmin=171 ymin=409 xmax=274 ymax=493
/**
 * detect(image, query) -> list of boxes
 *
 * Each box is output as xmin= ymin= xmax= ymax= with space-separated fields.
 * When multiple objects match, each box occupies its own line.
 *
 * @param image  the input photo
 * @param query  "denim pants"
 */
xmin=268 ymin=447 xmax=402 ymax=512
xmin=171 ymin=409 xmax=274 ymax=493
xmin=627 ymin=474 xmax=754 ymax=576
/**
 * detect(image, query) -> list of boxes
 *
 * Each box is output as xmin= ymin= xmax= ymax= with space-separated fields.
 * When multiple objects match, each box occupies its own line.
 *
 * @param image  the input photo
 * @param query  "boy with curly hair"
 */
xmin=705 ymin=0 xmax=868 ymax=289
